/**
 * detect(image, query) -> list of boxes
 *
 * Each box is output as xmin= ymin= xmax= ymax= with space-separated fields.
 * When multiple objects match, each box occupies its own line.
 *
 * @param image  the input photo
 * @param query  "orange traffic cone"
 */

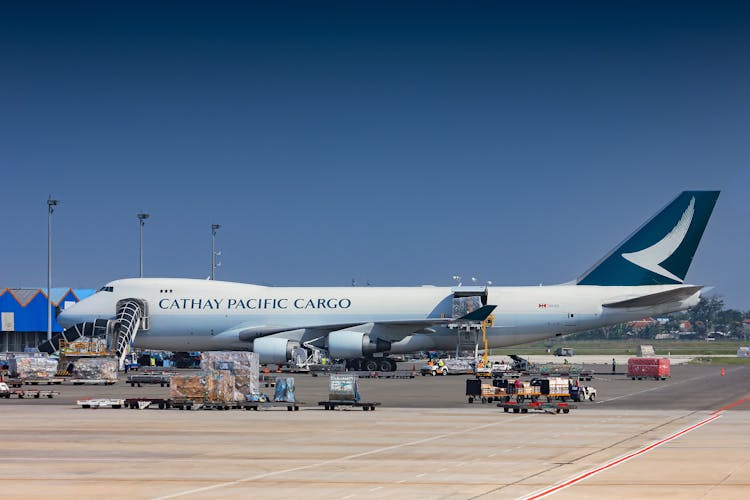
xmin=721 ymin=367 xmax=725 ymax=377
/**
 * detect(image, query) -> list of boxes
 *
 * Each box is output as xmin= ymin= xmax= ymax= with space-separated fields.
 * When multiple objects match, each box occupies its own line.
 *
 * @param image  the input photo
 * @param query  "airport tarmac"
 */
xmin=1 ymin=363 xmax=748 ymax=499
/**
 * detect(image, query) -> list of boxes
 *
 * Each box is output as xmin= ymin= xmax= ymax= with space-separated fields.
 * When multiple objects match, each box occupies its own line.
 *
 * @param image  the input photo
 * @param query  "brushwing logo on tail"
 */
xmin=620 ymin=197 xmax=695 ymax=283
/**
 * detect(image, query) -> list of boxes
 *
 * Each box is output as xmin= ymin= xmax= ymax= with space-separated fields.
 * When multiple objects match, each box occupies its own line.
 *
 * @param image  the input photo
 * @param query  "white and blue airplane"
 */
xmin=57 ymin=191 xmax=719 ymax=371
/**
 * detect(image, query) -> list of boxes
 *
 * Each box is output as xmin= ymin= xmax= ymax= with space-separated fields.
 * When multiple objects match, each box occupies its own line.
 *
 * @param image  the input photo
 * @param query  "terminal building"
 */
xmin=0 ymin=287 xmax=94 ymax=352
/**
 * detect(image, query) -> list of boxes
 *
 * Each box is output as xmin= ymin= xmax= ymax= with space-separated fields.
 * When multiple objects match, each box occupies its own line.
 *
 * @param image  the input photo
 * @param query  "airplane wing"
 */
xmin=602 ymin=286 xmax=703 ymax=308
xmin=234 ymin=305 xmax=497 ymax=342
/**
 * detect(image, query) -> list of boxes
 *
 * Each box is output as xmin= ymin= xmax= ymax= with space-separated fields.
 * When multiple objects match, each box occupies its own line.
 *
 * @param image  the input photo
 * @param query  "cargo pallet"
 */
xmin=497 ymin=401 xmax=577 ymax=414
xmin=318 ymin=400 xmax=380 ymax=411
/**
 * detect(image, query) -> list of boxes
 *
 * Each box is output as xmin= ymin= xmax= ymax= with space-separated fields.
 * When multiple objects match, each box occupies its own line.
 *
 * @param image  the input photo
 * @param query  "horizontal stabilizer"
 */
xmin=458 ymin=305 xmax=497 ymax=322
xmin=602 ymin=286 xmax=703 ymax=309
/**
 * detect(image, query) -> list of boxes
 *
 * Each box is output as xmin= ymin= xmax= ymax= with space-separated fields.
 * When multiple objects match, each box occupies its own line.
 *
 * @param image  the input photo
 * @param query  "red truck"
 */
xmin=628 ymin=357 xmax=670 ymax=380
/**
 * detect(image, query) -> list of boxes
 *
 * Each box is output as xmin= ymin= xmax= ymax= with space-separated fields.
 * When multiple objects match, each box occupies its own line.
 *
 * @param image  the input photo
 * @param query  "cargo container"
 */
xmin=627 ymin=357 xmax=670 ymax=380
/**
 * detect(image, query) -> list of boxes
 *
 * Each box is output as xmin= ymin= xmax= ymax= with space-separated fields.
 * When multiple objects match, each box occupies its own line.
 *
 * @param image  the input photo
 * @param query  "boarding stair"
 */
xmin=113 ymin=300 xmax=146 ymax=370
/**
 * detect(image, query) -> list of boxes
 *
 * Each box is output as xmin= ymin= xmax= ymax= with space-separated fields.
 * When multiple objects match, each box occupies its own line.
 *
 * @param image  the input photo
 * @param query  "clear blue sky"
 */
xmin=2 ymin=2 xmax=748 ymax=309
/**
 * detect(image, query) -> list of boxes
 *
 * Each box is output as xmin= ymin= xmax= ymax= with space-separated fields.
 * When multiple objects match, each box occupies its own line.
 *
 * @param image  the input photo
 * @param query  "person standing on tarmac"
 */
xmin=612 ymin=358 xmax=616 ymax=373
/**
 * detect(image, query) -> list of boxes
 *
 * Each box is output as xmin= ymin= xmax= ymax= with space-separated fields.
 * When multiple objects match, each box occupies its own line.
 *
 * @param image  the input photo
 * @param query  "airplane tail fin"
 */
xmin=576 ymin=191 xmax=719 ymax=286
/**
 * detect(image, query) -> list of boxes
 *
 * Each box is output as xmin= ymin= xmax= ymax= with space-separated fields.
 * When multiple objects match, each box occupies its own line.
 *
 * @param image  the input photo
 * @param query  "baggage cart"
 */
xmin=243 ymin=401 xmax=303 ymax=411
xmin=497 ymin=400 xmax=577 ymax=414
xmin=318 ymin=400 xmax=380 ymax=411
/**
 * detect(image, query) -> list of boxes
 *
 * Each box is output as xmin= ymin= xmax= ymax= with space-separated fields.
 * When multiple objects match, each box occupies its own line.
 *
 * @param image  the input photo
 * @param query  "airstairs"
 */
xmin=113 ymin=300 xmax=146 ymax=370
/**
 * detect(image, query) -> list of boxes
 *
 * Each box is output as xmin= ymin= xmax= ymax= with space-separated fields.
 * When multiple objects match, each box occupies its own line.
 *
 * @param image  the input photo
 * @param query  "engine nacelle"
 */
xmin=328 ymin=331 xmax=391 ymax=358
xmin=252 ymin=337 xmax=299 ymax=364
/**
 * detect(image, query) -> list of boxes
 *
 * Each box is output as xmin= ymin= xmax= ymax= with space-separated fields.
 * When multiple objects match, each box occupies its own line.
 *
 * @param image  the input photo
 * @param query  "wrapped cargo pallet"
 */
xmin=274 ymin=377 xmax=296 ymax=402
xmin=9 ymin=356 xmax=59 ymax=379
xmin=169 ymin=371 xmax=235 ymax=403
xmin=329 ymin=374 xmax=360 ymax=402
xmin=200 ymin=351 xmax=260 ymax=400
xmin=72 ymin=357 xmax=118 ymax=381
xmin=627 ymin=357 xmax=670 ymax=379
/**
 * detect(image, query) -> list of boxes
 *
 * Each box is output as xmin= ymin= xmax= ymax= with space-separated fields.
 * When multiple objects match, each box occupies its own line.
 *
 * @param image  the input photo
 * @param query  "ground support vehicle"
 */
xmin=167 ymin=397 xmax=245 ymax=410
xmin=505 ymin=383 xmax=542 ymax=403
xmin=628 ymin=357 xmax=670 ymax=380
xmin=308 ymin=363 xmax=347 ymax=374
xmin=77 ymin=398 xmax=125 ymax=408
xmin=570 ymin=385 xmax=597 ymax=402
xmin=539 ymin=363 xmax=584 ymax=378
xmin=127 ymin=373 xmax=172 ymax=387
xmin=354 ymin=370 xmax=415 ymax=379
xmin=70 ymin=379 xmax=117 ymax=385
xmin=345 ymin=357 xmax=399 ymax=372
xmin=508 ymin=355 xmax=536 ymax=374
xmin=533 ymin=377 xmax=572 ymax=402
xmin=578 ymin=369 xmax=594 ymax=381
xmin=498 ymin=401 xmax=577 ymax=414
xmin=465 ymin=379 xmax=507 ymax=404
xmin=421 ymin=359 xmax=473 ymax=376
xmin=1 ymin=382 xmax=58 ymax=399
xmin=124 ymin=397 xmax=173 ymax=409
xmin=243 ymin=401 xmax=303 ymax=411
xmin=318 ymin=400 xmax=380 ymax=411
xmin=18 ymin=377 xmax=63 ymax=385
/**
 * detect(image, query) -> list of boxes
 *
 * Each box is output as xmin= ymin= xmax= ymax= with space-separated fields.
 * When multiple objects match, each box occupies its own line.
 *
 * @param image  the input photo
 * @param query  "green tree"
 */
xmin=688 ymin=296 xmax=724 ymax=335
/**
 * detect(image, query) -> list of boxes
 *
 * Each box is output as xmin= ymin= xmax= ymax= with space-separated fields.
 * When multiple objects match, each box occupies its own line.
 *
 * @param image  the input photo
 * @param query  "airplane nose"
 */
xmin=57 ymin=307 xmax=74 ymax=328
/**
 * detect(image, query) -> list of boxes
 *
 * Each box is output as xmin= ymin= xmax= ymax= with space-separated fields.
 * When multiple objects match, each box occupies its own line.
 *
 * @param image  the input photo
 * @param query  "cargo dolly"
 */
xmin=15 ymin=377 xmax=64 ymax=386
xmin=127 ymin=373 xmax=172 ymax=387
xmin=497 ymin=401 xmax=577 ymax=414
xmin=124 ymin=397 xmax=173 ymax=409
xmin=243 ymin=401 xmax=303 ymax=411
xmin=318 ymin=400 xmax=380 ymax=411
xmin=1 ymin=388 xmax=59 ymax=399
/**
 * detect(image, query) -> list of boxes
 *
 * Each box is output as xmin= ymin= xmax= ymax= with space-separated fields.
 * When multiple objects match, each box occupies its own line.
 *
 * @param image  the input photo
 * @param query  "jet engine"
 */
xmin=328 ymin=331 xmax=391 ymax=358
xmin=252 ymin=337 xmax=299 ymax=364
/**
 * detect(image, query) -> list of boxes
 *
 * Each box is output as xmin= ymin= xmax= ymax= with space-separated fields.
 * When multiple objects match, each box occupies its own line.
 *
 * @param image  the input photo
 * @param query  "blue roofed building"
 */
xmin=0 ymin=287 xmax=95 ymax=352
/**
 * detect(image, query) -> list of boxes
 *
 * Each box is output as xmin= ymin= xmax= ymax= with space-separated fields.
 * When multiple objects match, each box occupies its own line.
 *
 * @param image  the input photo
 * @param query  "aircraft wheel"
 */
xmin=364 ymin=359 xmax=379 ymax=371
xmin=379 ymin=359 xmax=392 ymax=372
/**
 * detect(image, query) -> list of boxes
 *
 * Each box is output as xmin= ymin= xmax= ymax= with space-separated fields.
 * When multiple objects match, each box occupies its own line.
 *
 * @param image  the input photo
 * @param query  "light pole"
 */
xmin=47 ymin=196 xmax=59 ymax=342
xmin=137 ymin=212 xmax=149 ymax=278
xmin=211 ymin=224 xmax=221 ymax=280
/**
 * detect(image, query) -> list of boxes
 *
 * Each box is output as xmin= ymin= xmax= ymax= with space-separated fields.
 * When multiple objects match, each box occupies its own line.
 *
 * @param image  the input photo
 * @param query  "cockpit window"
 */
xmin=98 ymin=286 xmax=114 ymax=292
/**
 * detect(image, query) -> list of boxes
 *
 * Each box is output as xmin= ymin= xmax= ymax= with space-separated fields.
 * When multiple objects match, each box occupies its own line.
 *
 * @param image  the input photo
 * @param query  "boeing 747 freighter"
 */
xmin=54 ymin=191 xmax=719 ymax=371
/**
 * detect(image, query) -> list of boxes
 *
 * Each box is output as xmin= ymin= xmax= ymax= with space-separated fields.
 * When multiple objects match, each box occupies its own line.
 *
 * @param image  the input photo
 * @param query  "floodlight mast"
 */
xmin=47 ymin=196 xmax=59 ymax=342
xmin=137 ymin=212 xmax=150 ymax=278
xmin=211 ymin=224 xmax=221 ymax=280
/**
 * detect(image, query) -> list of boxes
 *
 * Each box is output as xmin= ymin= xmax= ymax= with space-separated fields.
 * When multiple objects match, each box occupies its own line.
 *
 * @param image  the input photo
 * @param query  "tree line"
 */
xmin=570 ymin=296 xmax=748 ymax=340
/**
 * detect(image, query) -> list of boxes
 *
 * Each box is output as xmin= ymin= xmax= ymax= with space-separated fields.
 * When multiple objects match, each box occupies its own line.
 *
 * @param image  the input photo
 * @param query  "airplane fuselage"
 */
xmin=60 ymin=278 xmax=701 ymax=354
